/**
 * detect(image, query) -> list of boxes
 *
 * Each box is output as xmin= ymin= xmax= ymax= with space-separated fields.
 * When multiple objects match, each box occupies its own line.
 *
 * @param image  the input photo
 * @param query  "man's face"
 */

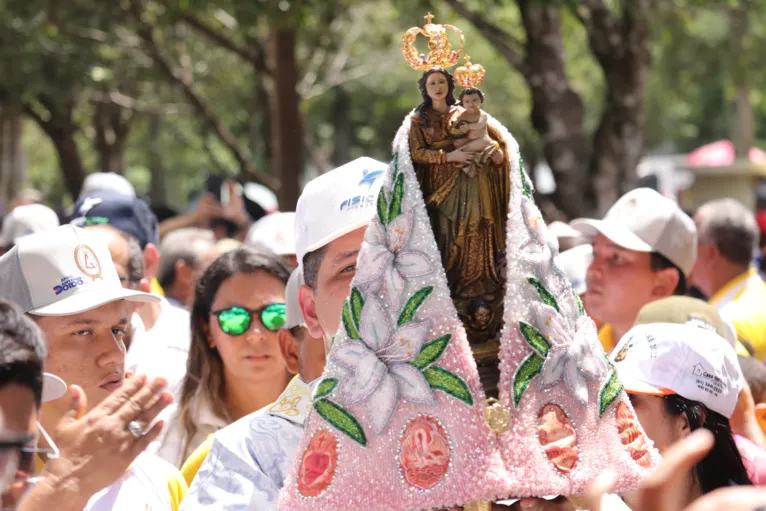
xmin=300 ymin=228 xmax=366 ymax=350
xmin=36 ymin=301 xmax=129 ymax=424
xmin=186 ymin=241 xmax=220 ymax=307
xmin=586 ymin=234 xmax=660 ymax=328
xmin=0 ymin=384 xmax=37 ymax=508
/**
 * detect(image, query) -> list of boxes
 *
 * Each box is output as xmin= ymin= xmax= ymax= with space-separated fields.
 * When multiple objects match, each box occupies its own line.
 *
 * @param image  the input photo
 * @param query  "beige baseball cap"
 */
xmin=295 ymin=157 xmax=387 ymax=265
xmin=0 ymin=225 xmax=158 ymax=316
xmin=246 ymin=212 xmax=296 ymax=256
xmin=611 ymin=322 xmax=743 ymax=418
xmin=571 ymin=188 xmax=697 ymax=276
xmin=555 ymin=244 xmax=592 ymax=296
xmin=0 ymin=204 xmax=60 ymax=247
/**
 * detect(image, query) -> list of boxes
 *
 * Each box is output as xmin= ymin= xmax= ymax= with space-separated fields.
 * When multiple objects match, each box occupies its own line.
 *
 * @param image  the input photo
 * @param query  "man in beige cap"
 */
xmin=572 ymin=188 xmax=697 ymax=352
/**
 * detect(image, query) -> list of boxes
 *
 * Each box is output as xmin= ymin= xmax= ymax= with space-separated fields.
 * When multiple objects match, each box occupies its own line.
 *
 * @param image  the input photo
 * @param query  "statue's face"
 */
xmin=425 ymin=72 xmax=449 ymax=102
xmin=474 ymin=306 xmax=491 ymax=328
xmin=462 ymin=93 xmax=482 ymax=112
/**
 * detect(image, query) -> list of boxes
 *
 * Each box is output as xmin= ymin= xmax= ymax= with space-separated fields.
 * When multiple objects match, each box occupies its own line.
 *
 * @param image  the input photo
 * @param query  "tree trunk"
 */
xmin=270 ymin=28 xmax=302 ymax=211
xmin=0 ymin=104 xmax=25 ymax=207
xmin=148 ymin=114 xmax=168 ymax=206
xmin=331 ymin=87 xmax=352 ymax=167
xmin=93 ymin=101 xmax=133 ymax=174
xmin=518 ymin=3 xmax=593 ymax=217
xmin=730 ymin=3 xmax=753 ymax=160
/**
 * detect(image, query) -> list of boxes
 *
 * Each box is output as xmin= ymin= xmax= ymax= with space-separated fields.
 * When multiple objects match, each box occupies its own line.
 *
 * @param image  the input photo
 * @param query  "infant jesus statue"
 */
xmin=450 ymin=87 xmax=501 ymax=178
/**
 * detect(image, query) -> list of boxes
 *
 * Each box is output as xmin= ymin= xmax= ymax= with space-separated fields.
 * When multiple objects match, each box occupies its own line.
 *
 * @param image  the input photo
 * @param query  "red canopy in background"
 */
xmin=687 ymin=140 xmax=766 ymax=167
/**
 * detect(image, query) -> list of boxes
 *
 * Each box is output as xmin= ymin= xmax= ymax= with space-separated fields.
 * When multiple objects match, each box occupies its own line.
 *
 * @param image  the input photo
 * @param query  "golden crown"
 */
xmin=401 ymin=12 xmax=465 ymax=71
xmin=454 ymin=56 xmax=486 ymax=87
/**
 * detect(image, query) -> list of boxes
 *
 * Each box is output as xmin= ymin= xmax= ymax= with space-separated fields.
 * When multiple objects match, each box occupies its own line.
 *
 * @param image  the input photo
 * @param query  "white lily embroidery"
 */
xmin=333 ymin=297 xmax=434 ymax=435
xmin=519 ymin=197 xmax=559 ymax=272
xmin=354 ymin=209 xmax=432 ymax=307
xmin=530 ymin=302 xmax=607 ymax=405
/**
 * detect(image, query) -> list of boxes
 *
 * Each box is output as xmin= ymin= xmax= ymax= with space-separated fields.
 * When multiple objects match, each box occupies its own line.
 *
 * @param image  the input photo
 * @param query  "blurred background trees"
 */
xmin=0 ymin=0 xmax=763 ymax=217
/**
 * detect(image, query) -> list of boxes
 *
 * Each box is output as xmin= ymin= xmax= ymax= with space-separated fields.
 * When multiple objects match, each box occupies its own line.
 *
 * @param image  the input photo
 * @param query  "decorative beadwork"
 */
xmin=297 ymin=428 xmax=339 ymax=498
xmin=313 ymin=399 xmax=367 ymax=447
xmin=398 ymin=415 xmax=452 ymax=491
xmin=599 ymin=370 xmax=624 ymax=417
xmin=537 ymin=403 xmax=579 ymax=473
xmin=616 ymin=402 xmax=652 ymax=468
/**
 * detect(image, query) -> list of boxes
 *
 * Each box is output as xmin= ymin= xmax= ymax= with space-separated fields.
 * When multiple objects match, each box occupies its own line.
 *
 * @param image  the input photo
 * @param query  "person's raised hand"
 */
xmin=41 ymin=375 xmax=172 ymax=499
xmin=583 ymin=428 xmax=766 ymax=511
xmin=221 ymin=180 xmax=249 ymax=228
xmin=447 ymin=148 xmax=475 ymax=163
xmin=192 ymin=192 xmax=225 ymax=224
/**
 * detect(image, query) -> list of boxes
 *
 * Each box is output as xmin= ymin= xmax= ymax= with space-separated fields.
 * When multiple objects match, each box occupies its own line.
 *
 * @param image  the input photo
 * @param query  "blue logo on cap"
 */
xmin=53 ymin=275 xmax=84 ymax=295
xmin=358 ymin=168 xmax=384 ymax=189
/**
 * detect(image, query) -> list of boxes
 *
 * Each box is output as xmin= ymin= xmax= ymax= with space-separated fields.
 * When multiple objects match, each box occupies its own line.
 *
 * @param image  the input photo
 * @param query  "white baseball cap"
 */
xmin=555 ymin=244 xmax=592 ymax=296
xmin=285 ymin=268 xmax=305 ymax=329
xmin=571 ymin=188 xmax=697 ymax=276
xmin=246 ymin=212 xmax=296 ymax=256
xmin=610 ymin=322 xmax=743 ymax=418
xmin=0 ymin=204 xmax=60 ymax=247
xmin=79 ymin=172 xmax=136 ymax=199
xmin=42 ymin=373 xmax=67 ymax=402
xmin=0 ymin=225 xmax=158 ymax=316
xmin=295 ymin=157 xmax=387 ymax=265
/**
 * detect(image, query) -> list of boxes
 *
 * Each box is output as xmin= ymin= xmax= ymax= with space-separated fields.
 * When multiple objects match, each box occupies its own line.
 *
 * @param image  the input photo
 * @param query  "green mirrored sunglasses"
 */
xmin=211 ymin=303 xmax=287 ymax=335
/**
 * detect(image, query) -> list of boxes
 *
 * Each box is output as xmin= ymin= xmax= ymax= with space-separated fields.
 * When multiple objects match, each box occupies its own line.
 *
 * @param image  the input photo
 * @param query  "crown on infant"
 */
xmin=454 ymin=56 xmax=486 ymax=87
xmin=401 ymin=12 xmax=465 ymax=71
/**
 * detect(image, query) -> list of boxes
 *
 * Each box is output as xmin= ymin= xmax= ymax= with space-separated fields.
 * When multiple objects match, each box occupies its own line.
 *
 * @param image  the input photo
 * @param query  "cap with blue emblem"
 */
xmin=294 ymin=157 xmax=387 ymax=266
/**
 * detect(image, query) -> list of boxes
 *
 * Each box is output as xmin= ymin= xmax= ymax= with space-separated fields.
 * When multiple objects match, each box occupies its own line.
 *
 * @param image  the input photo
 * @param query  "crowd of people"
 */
xmin=0 ymin=164 xmax=765 ymax=510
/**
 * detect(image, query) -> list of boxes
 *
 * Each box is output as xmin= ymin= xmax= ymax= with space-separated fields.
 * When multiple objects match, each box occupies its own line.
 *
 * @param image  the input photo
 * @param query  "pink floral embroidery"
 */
xmin=537 ymin=404 xmax=579 ymax=473
xmin=616 ymin=402 xmax=652 ymax=468
xmin=298 ymin=429 xmax=338 ymax=498
xmin=399 ymin=416 xmax=451 ymax=490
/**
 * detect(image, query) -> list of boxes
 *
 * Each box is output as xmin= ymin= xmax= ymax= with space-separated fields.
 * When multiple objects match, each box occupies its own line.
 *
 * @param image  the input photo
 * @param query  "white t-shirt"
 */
xmin=126 ymin=297 xmax=191 ymax=397
xmin=83 ymin=452 xmax=187 ymax=511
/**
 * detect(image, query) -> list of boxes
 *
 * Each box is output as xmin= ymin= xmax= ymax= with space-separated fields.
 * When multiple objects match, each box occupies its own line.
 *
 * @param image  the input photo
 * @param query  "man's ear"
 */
xmin=652 ymin=267 xmax=680 ymax=299
xmin=143 ymin=243 xmax=160 ymax=281
xmin=299 ymin=284 xmax=324 ymax=340
xmin=277 ymin=329 xmax=300 ymax=375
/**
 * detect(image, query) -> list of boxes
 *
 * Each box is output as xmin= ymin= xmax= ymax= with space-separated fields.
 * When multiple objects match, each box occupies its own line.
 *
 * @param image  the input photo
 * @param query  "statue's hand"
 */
xmin=491 ymin=147 xmax=504 ymax=165
xmin=447 ymin=148 xmax=475 ymax=163
xmin=454 ymin=137 xmax=468 ymax=149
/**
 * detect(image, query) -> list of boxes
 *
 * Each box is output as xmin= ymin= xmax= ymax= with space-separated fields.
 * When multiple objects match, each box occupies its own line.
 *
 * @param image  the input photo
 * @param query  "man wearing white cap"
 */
xmin=0 ymin=226 xmax=187 ymax=510
xmin=571 ymin=188 xmax=697 ymax=353
xmin=180 ymin=157 xmax=386 ymax=510
xmin=0 ymin=204 xmax=60 ymax=254
xmin=610 ymin=322 xmax=752 ymax=507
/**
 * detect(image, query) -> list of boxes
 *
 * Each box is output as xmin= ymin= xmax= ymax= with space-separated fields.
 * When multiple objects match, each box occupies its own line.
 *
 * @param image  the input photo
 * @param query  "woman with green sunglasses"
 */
xmin=154 ymin=248 xmax=294 ymax=467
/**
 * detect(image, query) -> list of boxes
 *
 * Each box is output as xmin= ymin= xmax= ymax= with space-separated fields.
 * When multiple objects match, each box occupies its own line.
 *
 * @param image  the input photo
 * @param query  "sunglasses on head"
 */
xmin=211 ymin=303 xmax=287 ymax=335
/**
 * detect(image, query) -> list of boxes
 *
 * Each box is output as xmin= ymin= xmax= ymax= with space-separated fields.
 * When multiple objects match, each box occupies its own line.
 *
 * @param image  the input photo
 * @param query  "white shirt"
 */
xmin=84 ymin=452 xmax=187 ymax=511
xmin=152 ymin=393 xmax=229 ymax=468
xmin=179 ymin=377 xmax=314 ymax=511
xmin=126 ymin=297 xmax=191 ymax=397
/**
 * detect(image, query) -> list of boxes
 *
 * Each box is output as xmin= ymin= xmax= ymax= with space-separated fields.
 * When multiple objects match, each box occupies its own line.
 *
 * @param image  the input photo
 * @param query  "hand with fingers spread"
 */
xmin=583 ymin=429 xmax=766 ymax=511
xmin=20 ymin=375 xmax=172 ymax=510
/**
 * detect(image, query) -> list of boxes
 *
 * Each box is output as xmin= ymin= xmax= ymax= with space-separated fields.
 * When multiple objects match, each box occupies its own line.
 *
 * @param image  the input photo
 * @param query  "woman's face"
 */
xmin=628 ymin=393 xmax=688 ymax=453
xmin=208 ymin=270 xmax=288 ymax=384
xmin=425 ymin=72 xmax=449 ymax=102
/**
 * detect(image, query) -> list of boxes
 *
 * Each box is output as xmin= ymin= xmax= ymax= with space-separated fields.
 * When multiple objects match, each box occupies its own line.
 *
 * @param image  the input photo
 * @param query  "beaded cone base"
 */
xmin=279 ymin=114 xmax=659 ymax=510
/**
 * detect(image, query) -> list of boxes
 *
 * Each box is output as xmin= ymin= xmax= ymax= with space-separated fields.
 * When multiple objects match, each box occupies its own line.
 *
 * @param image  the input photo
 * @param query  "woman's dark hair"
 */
xmin=459 ymin=87 xmax=485 ymax=103
xmin=179 ymin=247 xmax=292 ymax=461
xmin=663 ymin=394 xmax=752 ymax=492
xmin=0 ymin=300 xmax=46 ymax=407
xmin=416 ymin=67 xmax=457 ymax=118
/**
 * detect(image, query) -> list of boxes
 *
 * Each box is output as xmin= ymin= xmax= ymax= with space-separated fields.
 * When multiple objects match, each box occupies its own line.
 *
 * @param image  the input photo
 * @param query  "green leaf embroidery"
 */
xmin=513 ymin=353 xmax=545 ymax=408
xmin=392 ymin=153 xmax=399 ymax=173
xmin=314 ymin=378 xmax=338 ymax=400
xmin=397 ymin=286 xmax=433 ymax=326
xmin=342 ymin=301 xmax=361 ymax=340
xmin=314 ymin=398 xmax=367 ymax=446
xmin=349 ymin=287 xmax=364 ymax=329
xmin=377 ymin=189 xmax=389 ymax=225
xmin=519 ymin=322 xmax=550 ymax=358
xmin=388 ymin=171 xmax=405 ymax=221
xmin=411 ymin=335 xmax=451 ymax=370
xmin=527 ymin=277 xmax=560 ymax=313
xmin=574 ymin=289 xmax=585 ymax=316
xmin=423 ymin=366 xmax=473 ymax=406
xmin=599 ymin=371 xmax=624 ymax=417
